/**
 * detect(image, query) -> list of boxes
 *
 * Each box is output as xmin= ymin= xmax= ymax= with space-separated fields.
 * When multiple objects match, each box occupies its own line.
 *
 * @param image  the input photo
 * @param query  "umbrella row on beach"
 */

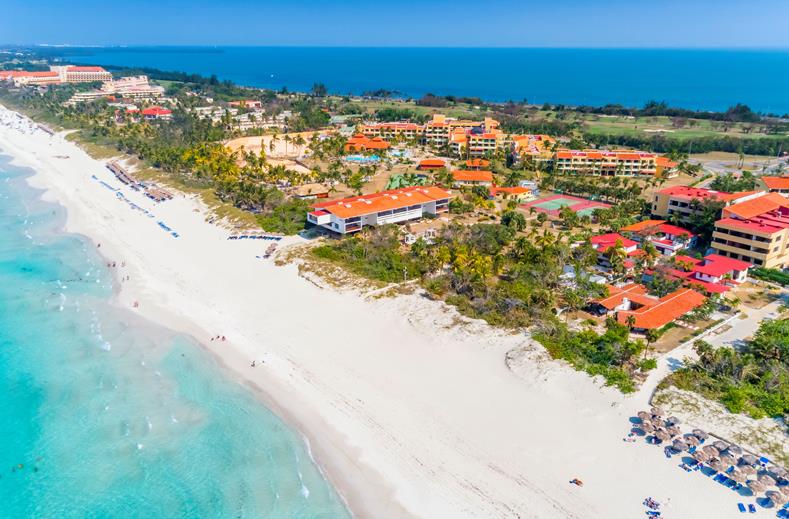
xmin=635 ymin=409 xmax=789 ymax=498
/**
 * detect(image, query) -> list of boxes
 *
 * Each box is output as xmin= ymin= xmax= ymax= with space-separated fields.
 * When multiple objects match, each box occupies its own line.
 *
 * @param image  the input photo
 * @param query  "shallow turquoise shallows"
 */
xmin=0 ymin=154 xmax=351 ymax=519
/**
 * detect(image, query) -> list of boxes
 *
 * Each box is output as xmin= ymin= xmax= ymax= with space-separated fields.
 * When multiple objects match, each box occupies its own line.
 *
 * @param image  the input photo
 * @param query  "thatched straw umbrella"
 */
xmin=759 ymin=474 xmax=777 ymax=488
xmin=666 ymin=416 xmax=681 ymax=426
xmin=729 ymin=469 xmax=747 ymax=483
xmin=655 ymin=429 xmax=671 ymax=443
xmin=693 ymin=450 xmax=709 ymax=463
xmin=667 ymin=425 xmax=682 ymax=437
xmin=769 ymin=466 xmax=787 ymax=481
xmin=684 ymin=434 xmax=700 ymax=447
xmin=740 ymin=454 xmax=759 ymax=466
xmin=780 ymin=485 xmax=789 ymax=497
xmin=726 ymin=444 xmax=743 ymax=456
xmin=712 ymin=440 xmax=730 ymax=451
xmin=708 ymin=459 xmax=726 ymax=473
xmin=640 ymin=421 xmax=655 ymax=433
xmin=766 ymin=490 xmax=787 ymax=506
xmin=748 ymin=480 xmax=766 ymax=495
xmin=637 ymin=411 xmax=651 ymax=422
xmin=651 ymin=406 xmax=666 ymax=417
xmin=692 ymin=429 xmax=709 ymax=440
xmin=672 ymin=439 xmax=689 ymax=452
xmin=739 ymin=465 xmax=757 ymax=476
xmin=720 ymin=451 xmax=737 ymax=464
xmin=702 ymin=445 xmax=720 ymax=458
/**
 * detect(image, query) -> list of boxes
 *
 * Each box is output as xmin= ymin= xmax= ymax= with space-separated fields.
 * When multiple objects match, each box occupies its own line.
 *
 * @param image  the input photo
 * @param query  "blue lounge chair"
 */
xmin=748 ymin=504 xmax=756 ymax=513
xmin=738 ymin=503 xmax=746 ymax=513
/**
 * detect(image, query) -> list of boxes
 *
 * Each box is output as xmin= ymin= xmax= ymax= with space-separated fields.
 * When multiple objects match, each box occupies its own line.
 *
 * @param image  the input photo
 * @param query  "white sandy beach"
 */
xmin=0 ymin=105 xmax=757 ymax=518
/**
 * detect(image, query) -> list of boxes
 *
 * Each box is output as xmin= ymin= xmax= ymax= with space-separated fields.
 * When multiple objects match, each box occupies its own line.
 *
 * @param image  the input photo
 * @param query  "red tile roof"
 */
xmin=345 ymin=134 xmax=391 ymax=151
xmin=693 ymin=254 xmax=751 ymax=277
xmin=657 ymin=186 xmax=755 ymax=203
xmin=596 ymin=283 xmax=655 ymax=310
xmin=142 ymin=107 xmax=172 ymax=116
xmin=590 ymin=233 xmax=638 ymax=251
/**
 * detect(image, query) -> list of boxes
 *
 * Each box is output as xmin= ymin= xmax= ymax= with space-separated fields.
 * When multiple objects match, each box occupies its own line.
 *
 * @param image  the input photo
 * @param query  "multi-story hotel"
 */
xmin=651 ymin=186 xmax=763 ymax=222
xmin=359 ymin=122 xmax=422 ymax=141
xmin=553 ymin=150 xmax=659 ymax=176
xmin=712 ymin=192 xmax=789 ymax=269
xmin=2 ymin=65 xmax=112 ymax=86
xmin=307 ymin=186 xmax=451 ymax=235
xmin=56 ymin=66 xmax=113 ymax=83
xmin=511 ymin=134 xmax=555 ymax=164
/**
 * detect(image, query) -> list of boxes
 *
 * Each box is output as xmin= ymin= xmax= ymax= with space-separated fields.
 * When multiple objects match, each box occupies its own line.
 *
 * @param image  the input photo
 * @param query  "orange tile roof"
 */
xmin=656 ymin=157 xmax=678 ymax=168
xmin=465 ymin=159 xmax=490 ymax=168
xmin=418 ymin=159 xmax=446 ymax=169
xmin=345 ymin=135 xmax=391 ymax=151
xmin=617 ymin=288 xmax=706 ymax=329
xmin=724 ymin=192 xmax=789 ymax=219
xmin=67 ymin=66 xmax=107 ymax=72
xmin=762 ymin=176 xmax=789 ymax=190
xmin=620 ymin=220 xmax=667 ymax=232
xmin=313 ymin=186 xmax=451 ymax=219
xmin=490 ymin=186 xmax=530 ymax=196
xmin=452 ymin=170 xmax=493 ymax=182
xmin=596 ymin=283 xmax=655 ymax=310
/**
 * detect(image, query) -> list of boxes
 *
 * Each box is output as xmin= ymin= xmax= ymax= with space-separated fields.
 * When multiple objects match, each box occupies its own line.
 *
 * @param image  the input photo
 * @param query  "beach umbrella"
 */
xmin=651 ymin=406 xmax=665 ymax=417
xmin=726 ymin=444 xmax=743 ymax=456
xmin=693 ymin=450 xmax=709 ymax=463
xmin=712 ymin=440 xmax=730 ymax=451
xmin=729 ymin=469 xmax=747 ymax=483
xmin=739 ymin=465 xmax=757 ymax=476
xmin=759 ymin=474 xmax=777 ymax=487
xmin=741 ymin=454 xmax=759 ymax=466
xmin=637 ymin=411 xmax=651 ymax=422
xmin=702 ymin=445 xmax=720 ymax=458
xmin=692 ymin=429 xmax=709 ymax=440
xmin=684 ymin=434 xmax=700 ymax=447
xmin=748 ymin=480 xmax=766 ymax=495
xmin=666 ymin=416 xmax=681 ymax=426
xmin=672 ymin=439 xmax=689 ymax=452
xmin=769 ymin=467 xmax=787 ymax=481
xmin=766 ymin=490 xmax=787 ymax=506
xmin=708 ymin=459 xmax=726 ymax=473
xmin=655 ymin=430 xmax=671 ymax=443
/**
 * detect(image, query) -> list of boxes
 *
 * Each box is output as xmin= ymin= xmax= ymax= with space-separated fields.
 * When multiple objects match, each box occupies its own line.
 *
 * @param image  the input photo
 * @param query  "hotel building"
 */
xmin=712 ymin=192 xmax=789 ymax=269
xmin=307 ymin=186 xmax=451 ymax=235
xmin=651 ymin=186 xmax=763 ymax=223
xmin=553 ymin=150 xmax=659 ymax=176
xmin=359 ymin=122 xmax=422 ymax=141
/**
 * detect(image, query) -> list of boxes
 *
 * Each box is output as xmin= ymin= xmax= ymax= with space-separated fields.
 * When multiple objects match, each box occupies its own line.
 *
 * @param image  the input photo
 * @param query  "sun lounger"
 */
xmin=738 ymin=503 xmax=746 ymax=513
xmin=748 ymin=504 xmax=756 ymax=513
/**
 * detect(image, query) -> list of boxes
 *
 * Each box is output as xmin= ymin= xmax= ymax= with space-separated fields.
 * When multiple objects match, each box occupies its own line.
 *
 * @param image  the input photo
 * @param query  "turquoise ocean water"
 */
xmin=0 ymin=153 xmax=351 ymax=518
xmin=63 ymin=47 xmax=789 ymax=113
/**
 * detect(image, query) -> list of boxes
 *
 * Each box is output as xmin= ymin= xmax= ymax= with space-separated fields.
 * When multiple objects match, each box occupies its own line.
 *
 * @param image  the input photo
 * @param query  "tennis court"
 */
xmin=521 ymin=194 xmax=611 ymax=217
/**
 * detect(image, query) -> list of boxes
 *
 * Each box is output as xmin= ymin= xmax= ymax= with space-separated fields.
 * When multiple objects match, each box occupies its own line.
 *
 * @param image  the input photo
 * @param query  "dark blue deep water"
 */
xmin=68 ymin=46 xmax=789 ymax=113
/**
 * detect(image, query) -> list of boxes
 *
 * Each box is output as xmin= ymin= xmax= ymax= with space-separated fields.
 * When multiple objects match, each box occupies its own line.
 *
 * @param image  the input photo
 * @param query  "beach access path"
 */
xmin=0 ymin=105 xmax=753 ymax=518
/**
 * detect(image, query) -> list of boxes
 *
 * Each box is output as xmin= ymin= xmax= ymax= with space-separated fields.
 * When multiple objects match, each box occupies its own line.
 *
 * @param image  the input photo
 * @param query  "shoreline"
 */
xmin=0 ymin=104 xmax=758 ymax=518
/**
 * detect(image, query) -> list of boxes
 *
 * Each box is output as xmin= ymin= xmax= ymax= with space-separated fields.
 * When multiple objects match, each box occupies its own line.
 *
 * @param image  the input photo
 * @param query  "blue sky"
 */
xmin=2 ymin=0 xmax=787 ymax=48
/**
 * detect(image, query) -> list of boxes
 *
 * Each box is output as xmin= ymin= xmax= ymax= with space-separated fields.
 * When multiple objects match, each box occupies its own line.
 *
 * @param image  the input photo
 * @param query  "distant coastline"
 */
xmin=37 ymin=45 xmax=789 ymax=113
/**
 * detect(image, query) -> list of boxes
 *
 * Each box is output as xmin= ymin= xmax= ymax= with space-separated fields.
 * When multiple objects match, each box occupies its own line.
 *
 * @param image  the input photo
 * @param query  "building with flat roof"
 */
xmin=651 ymin=186 xmax=764 ymax=222
xmin=307 ymin=186 xmax=451 ymax=235
xmin=712 ymin=192 xmax=789 ymax=269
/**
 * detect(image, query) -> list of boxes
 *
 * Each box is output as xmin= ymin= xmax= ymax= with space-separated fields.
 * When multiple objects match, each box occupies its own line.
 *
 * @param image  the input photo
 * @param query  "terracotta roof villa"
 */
xmin=593 ymin=283 xmax=707 ymax=330
xmin=620 ymin=219 xmax=696 ymax=256
xmin=307 ymin=186 xmax=451 ymax=235
xmin=451 ymin=170 xmax=494 ymax=186
xmin=647 ymin=254 xmax=751 ymax=295
xmin=344 ymin=135 xmax=391 ymax=152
